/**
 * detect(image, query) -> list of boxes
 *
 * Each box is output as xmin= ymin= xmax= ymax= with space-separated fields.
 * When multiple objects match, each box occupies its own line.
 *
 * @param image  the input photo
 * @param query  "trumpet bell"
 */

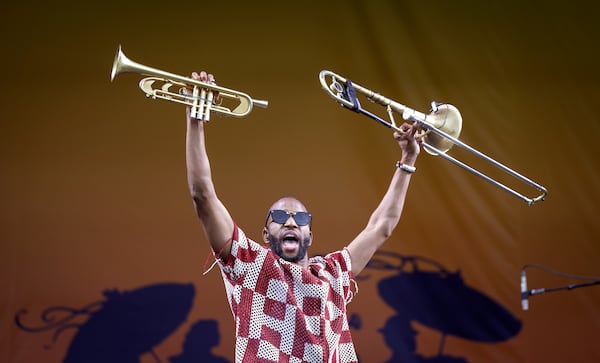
xmin=110 ymin=45 xmax=127 ymax=82
xmin=421 ymin=104 xmax=463 ymax=155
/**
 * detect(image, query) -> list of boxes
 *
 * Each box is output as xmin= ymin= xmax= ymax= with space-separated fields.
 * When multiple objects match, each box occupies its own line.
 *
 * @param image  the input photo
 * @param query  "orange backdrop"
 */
xmin=2 ymin=1 xmax=599 ymax=362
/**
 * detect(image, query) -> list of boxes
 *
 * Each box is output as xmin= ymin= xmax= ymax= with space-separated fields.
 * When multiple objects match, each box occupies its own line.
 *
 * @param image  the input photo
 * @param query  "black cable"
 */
xmin=521 ymin=263 xmax=600 ymax=282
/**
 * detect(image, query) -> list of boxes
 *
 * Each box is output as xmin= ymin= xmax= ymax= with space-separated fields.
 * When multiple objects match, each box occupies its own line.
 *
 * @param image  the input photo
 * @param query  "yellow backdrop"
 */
xmin=2 ymin=1 xmax=599 ymax=362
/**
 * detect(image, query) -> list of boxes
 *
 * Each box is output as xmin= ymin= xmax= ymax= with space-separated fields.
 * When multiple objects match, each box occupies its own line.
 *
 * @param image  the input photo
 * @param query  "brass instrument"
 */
xmin=319 ymin=70 xmax=547 ymax=206
xmin=110 ymin=45 xmax=268 ymax=121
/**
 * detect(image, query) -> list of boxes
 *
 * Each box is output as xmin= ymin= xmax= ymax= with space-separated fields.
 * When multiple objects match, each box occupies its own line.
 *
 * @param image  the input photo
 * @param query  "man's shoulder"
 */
xmin=233 ymin=226 xmax=265 ymax=249
xmin=309 ymin=249 xmax=349 ymax=267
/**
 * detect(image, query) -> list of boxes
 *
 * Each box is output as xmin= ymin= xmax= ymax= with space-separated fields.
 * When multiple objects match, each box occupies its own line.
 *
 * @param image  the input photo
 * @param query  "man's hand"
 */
xmin=393 ymin=122 xmax=421 ymax=164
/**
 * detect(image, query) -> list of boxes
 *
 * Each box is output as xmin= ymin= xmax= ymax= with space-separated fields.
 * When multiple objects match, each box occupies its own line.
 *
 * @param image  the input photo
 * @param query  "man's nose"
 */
xmin=284 ymin=215 xmax=297 ymax=227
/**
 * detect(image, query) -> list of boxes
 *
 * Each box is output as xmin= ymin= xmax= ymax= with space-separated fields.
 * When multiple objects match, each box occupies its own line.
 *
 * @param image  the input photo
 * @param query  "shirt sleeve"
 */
xmin=322 ymin=248 xmax=357 ymax=304
xmin=217 ymin=224 xmax=267 ymax=285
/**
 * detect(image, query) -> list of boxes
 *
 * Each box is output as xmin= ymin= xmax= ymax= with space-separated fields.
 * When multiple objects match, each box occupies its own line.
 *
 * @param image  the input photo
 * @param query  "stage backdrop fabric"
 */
xmin=1 ymin=1 xmax=599 ymax=363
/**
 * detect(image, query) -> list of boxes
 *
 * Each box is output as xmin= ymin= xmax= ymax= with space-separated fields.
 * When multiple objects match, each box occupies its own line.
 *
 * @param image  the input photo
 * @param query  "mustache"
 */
xmin=267 ymin=234 xmax=310 ymax=262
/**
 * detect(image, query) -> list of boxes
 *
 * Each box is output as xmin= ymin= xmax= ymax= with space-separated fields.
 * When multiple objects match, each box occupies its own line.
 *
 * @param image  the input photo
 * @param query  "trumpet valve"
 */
xmin=189 ymin=86 xmax=208 ymax=121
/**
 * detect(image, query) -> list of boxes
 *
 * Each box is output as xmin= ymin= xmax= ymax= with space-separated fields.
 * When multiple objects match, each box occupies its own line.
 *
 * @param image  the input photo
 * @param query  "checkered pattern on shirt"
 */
xmin=217 ymin=225 xmax=358 ymax=363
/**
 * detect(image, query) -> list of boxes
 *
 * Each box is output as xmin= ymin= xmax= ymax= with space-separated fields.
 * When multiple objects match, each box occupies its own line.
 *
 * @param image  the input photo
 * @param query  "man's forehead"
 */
xmin=270 ymin=197 xmax=307 ymax=211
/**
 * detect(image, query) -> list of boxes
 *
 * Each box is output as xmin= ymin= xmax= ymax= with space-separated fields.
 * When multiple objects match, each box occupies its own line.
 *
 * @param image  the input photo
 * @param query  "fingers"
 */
xmin=187 ymin=72 xmax=220 ymax=118
xmin=191 ymin=71 xmax=216 ymax=84
xmin=189 ymin=71 xmax=219 ymax=102
xmin=393 ymin=123 xmax=417 ymax=140
xmin=403 ymin=122 xmax=418 ymax=136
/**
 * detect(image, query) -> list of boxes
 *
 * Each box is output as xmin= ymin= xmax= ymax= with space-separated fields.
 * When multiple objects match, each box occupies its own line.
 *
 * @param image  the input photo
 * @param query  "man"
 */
xmin=186 ymin=71 xmax=420 ymax=363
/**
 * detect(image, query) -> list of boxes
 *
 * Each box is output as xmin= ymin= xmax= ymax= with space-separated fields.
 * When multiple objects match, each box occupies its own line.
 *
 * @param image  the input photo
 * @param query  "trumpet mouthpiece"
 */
xmin=254 ymin=99 xmax=269 ymax=109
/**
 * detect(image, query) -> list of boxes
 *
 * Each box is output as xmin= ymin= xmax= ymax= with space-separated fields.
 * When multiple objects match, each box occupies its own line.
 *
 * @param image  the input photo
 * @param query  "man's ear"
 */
xmin=309 ymin=231 xmax=313 ymax=246
xmin=262 ymin=227 xmax=270 ymax=244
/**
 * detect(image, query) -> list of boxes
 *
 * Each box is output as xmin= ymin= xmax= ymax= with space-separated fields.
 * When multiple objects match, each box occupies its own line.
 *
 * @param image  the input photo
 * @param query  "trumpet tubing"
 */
xmin=110 ymin=45 xmax=268 ymax=121
xmin=319 ymin=70 xmax=547 ymax=206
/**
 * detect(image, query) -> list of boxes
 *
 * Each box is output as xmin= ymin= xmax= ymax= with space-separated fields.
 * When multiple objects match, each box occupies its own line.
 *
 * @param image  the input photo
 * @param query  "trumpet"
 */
xmin=110 ymin=45 xmax=268 ymax=121
xmin=319 ymin=70 xmax=547 ymax=206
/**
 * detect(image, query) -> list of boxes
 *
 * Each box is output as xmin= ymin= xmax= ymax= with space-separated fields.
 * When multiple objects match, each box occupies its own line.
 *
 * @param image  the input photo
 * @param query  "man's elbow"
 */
xmin=379 ymin=227 xmax=393 ymax=241
xmin=189 ymin=183 xmax=214 ymax=206
xmin=375 ymin=219 xmax=398 ymax=241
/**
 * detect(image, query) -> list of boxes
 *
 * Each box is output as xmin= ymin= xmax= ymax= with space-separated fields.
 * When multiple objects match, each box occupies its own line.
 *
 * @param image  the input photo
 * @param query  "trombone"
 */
xmin=110 ymin=45 xmax=268 ymax=121
xmin=319 ymin=70 xmax=547 ymax=206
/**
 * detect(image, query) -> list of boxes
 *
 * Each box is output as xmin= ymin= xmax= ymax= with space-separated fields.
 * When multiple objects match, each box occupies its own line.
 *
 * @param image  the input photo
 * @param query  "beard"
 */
xmin=267 ymin=234 xmax=310 ymax=263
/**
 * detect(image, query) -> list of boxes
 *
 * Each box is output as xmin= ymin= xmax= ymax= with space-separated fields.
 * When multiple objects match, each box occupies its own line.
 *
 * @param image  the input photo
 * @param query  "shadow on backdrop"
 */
xmin=360 ymin=250 xmax=522 ymax=363
xmin=15 ymin=282 xmax=195 ymax=363
xmin=169 ymin=319 xmax=230 ymax=363
xmin=14 ymin=255 xmax=521 ymax=363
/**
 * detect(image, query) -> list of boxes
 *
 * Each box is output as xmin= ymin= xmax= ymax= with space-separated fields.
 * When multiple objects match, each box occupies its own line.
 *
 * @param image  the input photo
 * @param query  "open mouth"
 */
xmin=282 ymin=233 xmax=299 ymax=253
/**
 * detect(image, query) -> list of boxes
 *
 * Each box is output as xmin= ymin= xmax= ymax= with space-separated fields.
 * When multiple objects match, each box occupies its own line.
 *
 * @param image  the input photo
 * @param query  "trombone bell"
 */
xmin=318 ymin=69 xmax=548 ymax=206
xmin=110 ymin=45 xmax=268 ymax=121
xmin=404 ymin=103 xmax=462 ymax=155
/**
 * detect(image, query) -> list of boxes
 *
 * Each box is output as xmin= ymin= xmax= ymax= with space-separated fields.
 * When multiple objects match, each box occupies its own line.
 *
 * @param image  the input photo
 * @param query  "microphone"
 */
xmin=521 ymin=270 xmax=529 ymax=311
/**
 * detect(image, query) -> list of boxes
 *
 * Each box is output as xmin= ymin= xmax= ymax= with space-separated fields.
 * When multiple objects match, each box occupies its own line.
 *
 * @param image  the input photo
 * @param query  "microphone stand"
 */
xmin=528 ymin=280 xmax=600 ymax=297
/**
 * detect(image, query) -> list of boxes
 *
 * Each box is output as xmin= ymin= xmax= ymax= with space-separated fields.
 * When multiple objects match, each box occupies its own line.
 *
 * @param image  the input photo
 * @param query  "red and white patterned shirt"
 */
xmin=216 ymin=225 xmax=359 ymax=363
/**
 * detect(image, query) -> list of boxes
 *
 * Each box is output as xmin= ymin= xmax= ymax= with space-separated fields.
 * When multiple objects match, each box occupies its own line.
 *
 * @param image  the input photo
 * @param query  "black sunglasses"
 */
xmin=266 ymin=210 xmax=312 ymax=226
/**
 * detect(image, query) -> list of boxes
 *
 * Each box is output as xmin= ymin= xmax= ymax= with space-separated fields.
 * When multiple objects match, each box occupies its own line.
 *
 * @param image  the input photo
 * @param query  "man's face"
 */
xmin=266 ymin=231 xmax=311 ymax=263
xmin=263 ymin=197 xmax=313 ymax=263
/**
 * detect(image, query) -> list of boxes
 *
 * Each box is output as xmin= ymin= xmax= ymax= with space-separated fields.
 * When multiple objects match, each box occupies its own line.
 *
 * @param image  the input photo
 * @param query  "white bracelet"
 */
xmin=396 ymin=161 xmax=416 ymax=174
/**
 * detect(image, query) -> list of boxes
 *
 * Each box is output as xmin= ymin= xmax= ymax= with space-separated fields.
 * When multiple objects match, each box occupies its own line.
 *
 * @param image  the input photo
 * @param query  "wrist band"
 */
xmin=396 ymin=161 xmax=416 ymax=174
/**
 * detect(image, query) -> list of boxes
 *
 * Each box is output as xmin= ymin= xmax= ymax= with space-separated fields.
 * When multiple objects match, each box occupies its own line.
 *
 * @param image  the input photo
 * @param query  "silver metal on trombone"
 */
xmin=110 ymin=45 xmax=268 ymax=121
xmin=319 ymin=70 xmax=548 ymax=206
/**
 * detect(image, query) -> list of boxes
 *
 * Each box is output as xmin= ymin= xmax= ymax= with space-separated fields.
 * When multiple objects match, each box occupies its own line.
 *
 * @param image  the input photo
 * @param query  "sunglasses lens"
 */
xmin=271 ymin=210 xmax=289 ymax=224
xmin=294 ymin=212 xmax=311 ymax=226
xmin=269 ymin=210 xmax=312 ymax=226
